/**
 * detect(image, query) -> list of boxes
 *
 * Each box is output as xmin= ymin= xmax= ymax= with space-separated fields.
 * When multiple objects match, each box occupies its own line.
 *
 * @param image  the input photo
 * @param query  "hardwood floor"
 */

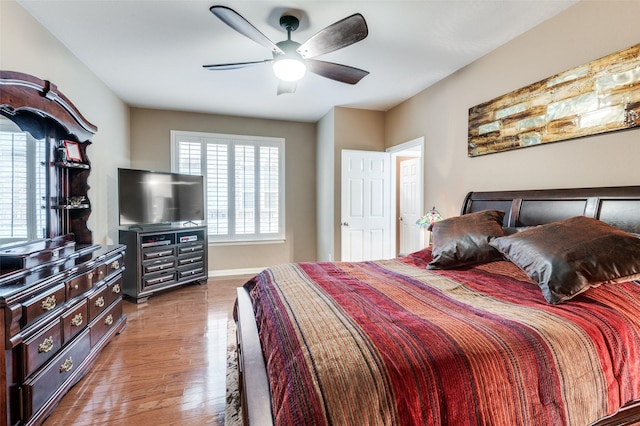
xmin=42 ymin=275 xmax=251 ymax=426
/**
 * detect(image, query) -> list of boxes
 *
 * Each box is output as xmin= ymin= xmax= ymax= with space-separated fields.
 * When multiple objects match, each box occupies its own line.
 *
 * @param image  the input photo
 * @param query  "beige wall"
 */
xmin=1 ymin=0 xmax=130 ymax=246
xmin=385 ymin=0 xmax=640 ymax=220
xmin=332 ymin=107 xmax=386 ymax=260
xmin=129 ymin=107 xmax=317 ymax=272
xmin=316 ymin=109 xmax=335 ymax=261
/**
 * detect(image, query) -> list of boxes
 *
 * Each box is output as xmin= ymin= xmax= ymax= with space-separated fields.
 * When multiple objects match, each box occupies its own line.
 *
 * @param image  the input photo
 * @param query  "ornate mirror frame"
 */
xmin=0 ymin=70 xmax=97 ymax=245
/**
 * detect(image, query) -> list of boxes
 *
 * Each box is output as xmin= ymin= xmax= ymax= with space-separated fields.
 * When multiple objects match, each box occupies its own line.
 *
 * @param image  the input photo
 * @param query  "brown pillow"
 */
xmin=427 ymin=210 xmax=505 ymax=269
xmin=489 ymin=216 xmax=640 ymax=304
xmin=503 ymin=226 xmax=535 ymax=235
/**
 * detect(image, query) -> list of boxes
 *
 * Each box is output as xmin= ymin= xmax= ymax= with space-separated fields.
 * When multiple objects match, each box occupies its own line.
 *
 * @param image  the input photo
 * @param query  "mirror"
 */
xmin=0 ymin=115 xmax=50 ymax=246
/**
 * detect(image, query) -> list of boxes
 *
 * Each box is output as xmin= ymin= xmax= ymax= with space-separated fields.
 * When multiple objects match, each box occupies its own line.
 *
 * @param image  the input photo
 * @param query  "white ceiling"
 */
xmin=17 ymin=0 xmax=577 ymax=123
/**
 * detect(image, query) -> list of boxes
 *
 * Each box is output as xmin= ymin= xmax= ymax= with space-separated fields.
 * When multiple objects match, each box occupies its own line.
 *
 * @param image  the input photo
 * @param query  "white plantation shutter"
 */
xmin=178 ymin=141 xmax=201 ymax=175
xmin=0 ymin=128 xmax=47 ymax=241
xmin=260 ymin=145 xmax=279 ymax=234
xmin=234 ymin=144 xmax=255 ymax=235
xmin=171 ymin=131 xmax=284 ymax=242
xmin=207 ymin=142 xmax=229 ymax=236
xmin=35 ymin=139 xmax=47 ymax=237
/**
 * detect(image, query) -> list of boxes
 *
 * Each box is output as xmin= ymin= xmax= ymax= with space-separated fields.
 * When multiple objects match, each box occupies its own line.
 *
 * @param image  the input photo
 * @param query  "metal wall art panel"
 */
xmin=468 ymin=43 xmax=640 ymax=157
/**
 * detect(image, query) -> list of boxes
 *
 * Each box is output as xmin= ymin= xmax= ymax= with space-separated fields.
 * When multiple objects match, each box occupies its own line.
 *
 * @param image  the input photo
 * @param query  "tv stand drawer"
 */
xmin=178 ymin=253 xmax=203 ymax=266
xmin=143 ymin=248 xmax=175 ymax=260
xmin=143 ymin=271 xmax=176 ymax=288
xmin=178 ymin=243 xmax=204 ymax=255
xmin=143 ymin=260 xmax=176 ymax=274
xmin=178 ymin=265 xmax=204 ymax=280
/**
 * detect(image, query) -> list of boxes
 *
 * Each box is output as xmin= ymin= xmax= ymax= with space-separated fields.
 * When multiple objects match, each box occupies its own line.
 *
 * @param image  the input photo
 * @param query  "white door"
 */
xmin=341 ymin=150 xmax=392 ymax=261
xmin=399 ymin=157 xmax=423 ymax=254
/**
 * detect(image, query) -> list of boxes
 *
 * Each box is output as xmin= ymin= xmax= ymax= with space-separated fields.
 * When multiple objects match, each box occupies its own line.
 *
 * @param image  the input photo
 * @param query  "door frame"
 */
xmin=388 ymin=137 xmax=425 ymax=256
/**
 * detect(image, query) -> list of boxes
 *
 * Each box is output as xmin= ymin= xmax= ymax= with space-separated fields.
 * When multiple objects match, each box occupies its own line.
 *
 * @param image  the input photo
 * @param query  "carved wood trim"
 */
xmin=0 ymin=70 xmax=97 ymax=142
xmin=0 ymin=70 xmax=97 ymax=245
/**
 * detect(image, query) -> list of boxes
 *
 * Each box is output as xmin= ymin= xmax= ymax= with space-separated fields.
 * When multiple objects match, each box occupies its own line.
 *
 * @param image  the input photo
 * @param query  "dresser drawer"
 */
xmin=90 ymin=300 xmax=123 ymax=348
xmin=66 ymin=267 xmax=99 ymax=300
xmin=94 ymin=264 xmax=108 ymax=283
xmin=61 ymin=299 xmax=88 ymax=344
xmin=105 ymin=254 xmax=124 ymax=279
xmin=22 ymin=329 xmax=91 ymax=421
xmin=22 ymin=319 xmax=63 ymax=379
xmin=22 ymin=284 xmax=66 ymax=326
xmin=88 ymin=285 xmax=109 ymax=322
xmin=87 ymin=276 xmax=123 ymax=322
xmin=105 ymin=276 xmax=123 ymax=307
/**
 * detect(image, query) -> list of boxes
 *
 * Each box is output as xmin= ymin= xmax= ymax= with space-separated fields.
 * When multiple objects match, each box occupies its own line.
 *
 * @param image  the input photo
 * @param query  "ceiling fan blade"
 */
xmin=306 ymin=59 xmax=369 ymax=85
xmin=277 ymin=81 xmax=297 ymax=95
xmin=203 ymin=60 xmax=272 ymax=70
xmin=210 ymin=6 xmax=284 ymax=55
xmin=297 ymin=13 xmax=368 ymax=59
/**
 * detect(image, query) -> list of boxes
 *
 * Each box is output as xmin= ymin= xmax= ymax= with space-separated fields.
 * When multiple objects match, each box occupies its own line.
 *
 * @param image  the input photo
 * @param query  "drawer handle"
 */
xmin=99 ymin=269 xmax=104 ymax=276
xmin=111 ymin=260 xmax=120 ymax=270
xmin=71 ymin=313 xmax=83 ymax=327
xmin=88 ymin=271 xmax=94 ymax=280
xmin=72 ymin=282 xmax=79 ymax=290
xmin=95 ymin=296 xmax=105 ymax=308
xmin=41 ymin=295 xmax=56 ymax=311
xmin=60 ymin=357 xmax=73 ymax=373
xmin=105 ymin=314 xmax=114 ymax=326
xmin=38 ymin=336 xmax=54 ymax=353
xmin=112 ymin=284 xmax=121 ymax=294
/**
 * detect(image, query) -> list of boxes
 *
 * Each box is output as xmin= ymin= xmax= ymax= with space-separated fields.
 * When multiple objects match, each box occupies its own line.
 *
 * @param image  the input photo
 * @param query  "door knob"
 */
xmin=341 ymin=222 xmax=349 ymax=226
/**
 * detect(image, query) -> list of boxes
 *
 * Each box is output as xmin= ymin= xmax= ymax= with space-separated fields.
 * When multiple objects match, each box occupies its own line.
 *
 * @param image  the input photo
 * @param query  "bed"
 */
xmin=234 ymin=185 xmax=640 ymax=425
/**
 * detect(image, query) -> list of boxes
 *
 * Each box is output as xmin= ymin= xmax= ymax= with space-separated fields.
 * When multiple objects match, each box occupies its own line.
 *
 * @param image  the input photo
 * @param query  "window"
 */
xmin=171 ymin=131 xmax=285 ymax=242
xmin=0 ymin=119 xmax=47 ymax=243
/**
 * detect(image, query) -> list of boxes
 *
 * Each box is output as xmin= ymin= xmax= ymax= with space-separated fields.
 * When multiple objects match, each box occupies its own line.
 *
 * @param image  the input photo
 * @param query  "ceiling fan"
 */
xmin=203 ymin=5 xmax=369 ymax=95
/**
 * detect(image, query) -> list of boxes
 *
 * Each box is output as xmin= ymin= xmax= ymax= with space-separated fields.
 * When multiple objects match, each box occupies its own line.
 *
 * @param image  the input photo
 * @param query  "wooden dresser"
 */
xmin=0 ymin=71 xmax=128 ymax=424
xmin=0 ymin=237 xmax=127 ymax=425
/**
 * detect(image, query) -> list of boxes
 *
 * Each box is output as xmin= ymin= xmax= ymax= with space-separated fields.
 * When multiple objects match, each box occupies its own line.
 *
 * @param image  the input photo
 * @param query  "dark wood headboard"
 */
xmin=461 ymin=186 xmax=640 ymax=234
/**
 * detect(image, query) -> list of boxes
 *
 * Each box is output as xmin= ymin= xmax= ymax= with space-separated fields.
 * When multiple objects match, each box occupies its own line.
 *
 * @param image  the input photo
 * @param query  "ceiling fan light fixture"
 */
xmin=206 ymin=7 xmax=369 ymax=92
xmin=273 ymin=57 xmax=307 ymax=82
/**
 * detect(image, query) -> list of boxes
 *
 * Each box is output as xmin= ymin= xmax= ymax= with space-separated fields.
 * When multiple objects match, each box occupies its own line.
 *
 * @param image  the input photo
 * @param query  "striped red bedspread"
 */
xmin=244 ymin=248 xmax=640 ymax=425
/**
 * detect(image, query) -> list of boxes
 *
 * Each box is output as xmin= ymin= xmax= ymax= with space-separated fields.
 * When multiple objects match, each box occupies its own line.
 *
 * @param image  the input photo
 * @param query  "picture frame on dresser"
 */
xmin=63 ymin=140 xmax=83 ymax=162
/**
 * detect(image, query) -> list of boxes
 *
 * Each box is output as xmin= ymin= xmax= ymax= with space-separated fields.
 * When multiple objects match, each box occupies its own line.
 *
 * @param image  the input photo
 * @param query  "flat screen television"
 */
xmin=118 ymin=168 xmax=205 ymax=226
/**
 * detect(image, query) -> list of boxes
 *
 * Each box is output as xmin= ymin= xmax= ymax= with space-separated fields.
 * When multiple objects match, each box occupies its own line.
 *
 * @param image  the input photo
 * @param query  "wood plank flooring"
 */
xmin=42 ymin=275 xmax=251 ymax=426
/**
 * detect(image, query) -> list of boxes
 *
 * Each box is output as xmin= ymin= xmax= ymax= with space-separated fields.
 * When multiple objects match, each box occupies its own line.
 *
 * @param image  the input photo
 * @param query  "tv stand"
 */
xmin=119 ymin=226 xmax=208 ymax=303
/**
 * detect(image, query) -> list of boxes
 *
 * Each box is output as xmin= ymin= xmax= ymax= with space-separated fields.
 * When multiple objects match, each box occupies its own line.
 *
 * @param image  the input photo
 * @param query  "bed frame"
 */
xmin=235 ymin=185 xmax=640 ymax=426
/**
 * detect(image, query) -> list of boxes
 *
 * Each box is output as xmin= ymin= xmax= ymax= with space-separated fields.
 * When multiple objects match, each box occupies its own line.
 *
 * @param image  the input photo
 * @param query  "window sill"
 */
xmin=209 ymin=239 xmax=285 ymax=247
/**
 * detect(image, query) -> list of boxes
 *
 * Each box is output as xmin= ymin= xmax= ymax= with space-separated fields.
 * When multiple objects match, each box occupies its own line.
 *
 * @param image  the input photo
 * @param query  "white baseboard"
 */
xmin=208 ymin=267 xmax=265 ymax=278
